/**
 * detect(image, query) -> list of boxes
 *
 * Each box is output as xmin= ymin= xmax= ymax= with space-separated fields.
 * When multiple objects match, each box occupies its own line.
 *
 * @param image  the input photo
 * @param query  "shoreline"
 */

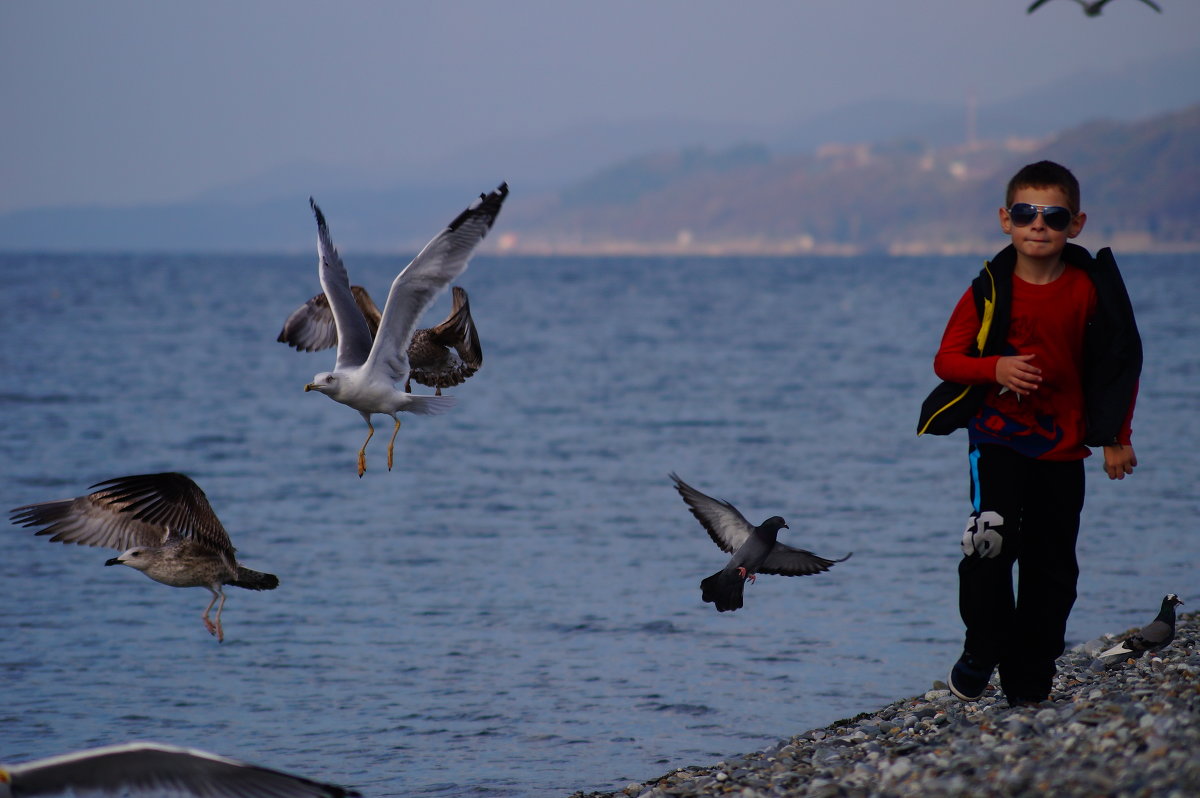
xmin=569 ymin=611 xmax=1199 ymax=797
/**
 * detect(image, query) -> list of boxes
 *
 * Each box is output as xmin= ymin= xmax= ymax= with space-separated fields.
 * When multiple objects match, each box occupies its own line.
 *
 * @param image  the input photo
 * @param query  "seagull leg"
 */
xmin=202 ymin=588 xmax=221 ymax=639
xmin=435 ymin=386 xmax=442 ymax=396
xmin=405 ymin=378 xmax=412 ymax=392
xmin=386 ymin=417 xmax=402 ymax=470
xmin=213 ymin=589 xmax=227 ymax=643
xmin=358 ymin=415 xmax=376 ymax=477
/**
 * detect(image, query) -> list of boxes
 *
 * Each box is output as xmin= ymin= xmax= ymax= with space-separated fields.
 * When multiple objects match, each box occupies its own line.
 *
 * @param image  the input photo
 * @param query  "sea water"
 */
xmin=1 ymin=252 xmax=1195 ymax=796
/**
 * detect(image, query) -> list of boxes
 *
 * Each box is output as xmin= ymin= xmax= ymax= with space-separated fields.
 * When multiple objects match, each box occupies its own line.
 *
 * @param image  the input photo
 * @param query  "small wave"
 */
xmin=0 ymin=392 xmax=93 ymax=405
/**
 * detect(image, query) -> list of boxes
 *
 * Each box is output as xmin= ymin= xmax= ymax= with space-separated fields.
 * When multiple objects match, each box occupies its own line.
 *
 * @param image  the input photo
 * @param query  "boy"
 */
xmin=917 ymin=161 xmax=1142 ymax=707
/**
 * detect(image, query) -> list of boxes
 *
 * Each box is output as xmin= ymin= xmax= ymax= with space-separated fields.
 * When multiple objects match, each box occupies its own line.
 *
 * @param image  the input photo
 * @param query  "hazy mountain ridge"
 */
xmin=500 ymin=103 xmax=1200 ymax=254
xmin=2 ymin=47 xmax=1198 ymax=255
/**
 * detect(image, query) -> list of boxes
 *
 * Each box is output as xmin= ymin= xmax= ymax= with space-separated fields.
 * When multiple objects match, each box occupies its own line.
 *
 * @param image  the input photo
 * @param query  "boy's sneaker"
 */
xmin=948 ymin=652 xmax=993 ymax=701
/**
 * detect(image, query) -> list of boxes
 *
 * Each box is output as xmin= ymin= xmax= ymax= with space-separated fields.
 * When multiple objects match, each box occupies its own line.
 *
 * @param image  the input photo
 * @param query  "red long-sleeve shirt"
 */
xmin=934 ymin=264 xmax=1131 ymax=460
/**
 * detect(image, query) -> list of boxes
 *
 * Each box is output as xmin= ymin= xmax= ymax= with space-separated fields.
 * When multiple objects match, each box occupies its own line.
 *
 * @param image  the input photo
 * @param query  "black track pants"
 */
xmin=958 ymin=443 xmax=1085 ymax=701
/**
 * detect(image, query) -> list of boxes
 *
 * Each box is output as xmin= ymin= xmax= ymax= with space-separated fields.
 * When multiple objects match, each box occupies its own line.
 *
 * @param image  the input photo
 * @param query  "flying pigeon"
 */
xmin=9 ymin=473 xmax=279 ymax=642
xmin=1099 ymin=593 xmax=1185 ymax=661
xmin=0 ymin=741 xmax=361 ymax=797
xmin=670 ymin=473 xmax=851 ymax=612
xmin=302 ymin=183 xmax=507 ymax=476
xmin=1026 ymin=0 xmax=1161 ymax=16
xmin=278 ymin=285 xmax=483 ymax=395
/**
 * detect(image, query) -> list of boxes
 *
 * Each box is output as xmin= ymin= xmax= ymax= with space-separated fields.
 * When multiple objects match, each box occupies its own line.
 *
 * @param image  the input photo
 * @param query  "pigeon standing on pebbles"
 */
xmin=670 ymin=473 xmax=851 ymax=612
xmin=1099 ymin=593 xmax=1184 ymax=662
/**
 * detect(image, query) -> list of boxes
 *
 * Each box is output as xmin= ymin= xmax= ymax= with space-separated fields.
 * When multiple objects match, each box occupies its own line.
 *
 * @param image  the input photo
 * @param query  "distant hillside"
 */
xmin=1 ymin=101 xmax=1197 ymax=255
xmin=499 ymin=103 xmax=1200 ymax=255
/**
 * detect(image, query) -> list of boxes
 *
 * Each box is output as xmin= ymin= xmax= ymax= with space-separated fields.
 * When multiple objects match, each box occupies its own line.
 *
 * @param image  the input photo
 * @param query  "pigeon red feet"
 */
xmin=736 ymin=567 xmax=756 ymax=583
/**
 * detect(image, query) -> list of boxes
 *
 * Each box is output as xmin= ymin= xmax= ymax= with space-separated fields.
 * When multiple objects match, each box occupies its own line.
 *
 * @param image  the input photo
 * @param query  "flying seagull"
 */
xmin=1027 ymin=0 xmax=1161 ymax=16
xmin=1099 ymin=593 xmax=1184 ymax=661
xmin=670 ymin=473 xmax=851 ymax=612
xmin=303 ymin=183 xmax=508 ymax=476
xmin=9 ymin=473 xmax=279 ymax=642
xmin=278 ymin=285 xmax=483 ymax=395
xmin=0 ymin=741 xmax=361 ymax=797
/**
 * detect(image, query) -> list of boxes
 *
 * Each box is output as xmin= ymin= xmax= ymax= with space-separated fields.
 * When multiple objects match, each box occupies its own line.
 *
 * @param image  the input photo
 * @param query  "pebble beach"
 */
xmin=570 ymin=611 xmax=1200 ymax=798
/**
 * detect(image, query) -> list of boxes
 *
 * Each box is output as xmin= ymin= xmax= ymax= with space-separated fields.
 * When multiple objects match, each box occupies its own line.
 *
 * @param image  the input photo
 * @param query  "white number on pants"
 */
xmin=962 ymin=510 xmax=1004 ymax=558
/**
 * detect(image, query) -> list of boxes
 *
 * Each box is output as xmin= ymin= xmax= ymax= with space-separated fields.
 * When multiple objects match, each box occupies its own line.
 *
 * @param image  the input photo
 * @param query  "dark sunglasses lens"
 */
xmin=1009 ymin=203 xmax=1072 ymax=230
xmin=1009 ymin=204 xmax=1038 ymax=226
xmin=1042 ymin=207 xmax=1072 ymax=231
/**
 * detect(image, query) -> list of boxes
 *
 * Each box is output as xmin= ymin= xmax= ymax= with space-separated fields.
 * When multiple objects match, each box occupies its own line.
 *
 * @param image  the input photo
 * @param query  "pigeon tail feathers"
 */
xmin=701 ymin=570 xmax=745 ymax=612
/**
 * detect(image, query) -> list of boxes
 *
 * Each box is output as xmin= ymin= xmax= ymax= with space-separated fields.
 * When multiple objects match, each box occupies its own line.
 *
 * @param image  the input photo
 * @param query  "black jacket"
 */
xmin=917 ymin=243 xmax=1141 ymax=447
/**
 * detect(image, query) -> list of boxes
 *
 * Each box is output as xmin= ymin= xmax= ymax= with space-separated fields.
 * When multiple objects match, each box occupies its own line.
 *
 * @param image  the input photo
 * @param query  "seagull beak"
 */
xmin=104 ymin=556 xmax=123 ymax=566
xmin=304 ymin=383 xmax=317 ymax=392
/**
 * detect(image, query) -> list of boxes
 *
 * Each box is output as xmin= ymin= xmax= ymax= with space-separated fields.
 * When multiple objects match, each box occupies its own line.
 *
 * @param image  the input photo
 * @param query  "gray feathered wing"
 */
xmin=10 ymin=472 xmax=236 ymax=559
xmin=277 ymin=285 xmax=382 ymax=352
xmin=427 ymin=286 xmax=483 ymax=370
xmin=364 ymin=182 xmax=508 ymax=387
xmin=759 ymin=544 xmax=852 ymax=576
xmin=2 ymin=741 xmax=360 ymax=797
xmin=1100 ymin=620 xmax=1173 ymax=658
xmin=311 ymin=198 xmax=375 ymax=371
xmin=670 ymin=473 xmax=754 ymax=553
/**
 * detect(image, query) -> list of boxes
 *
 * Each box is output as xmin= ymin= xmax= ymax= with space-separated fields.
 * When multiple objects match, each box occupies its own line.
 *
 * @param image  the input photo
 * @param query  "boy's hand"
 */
xmin=995 ymin=354 xmax=1042 ymax=396
xmin=1103 ymin=444 xmax=1137 ymax=480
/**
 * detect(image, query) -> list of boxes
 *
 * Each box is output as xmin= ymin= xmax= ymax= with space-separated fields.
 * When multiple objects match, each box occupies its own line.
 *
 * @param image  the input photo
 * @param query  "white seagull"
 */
xmin=303 ymin=183 xmax=508 ymax=476
xmin=0 ymin=741 xmax=361 ymax=797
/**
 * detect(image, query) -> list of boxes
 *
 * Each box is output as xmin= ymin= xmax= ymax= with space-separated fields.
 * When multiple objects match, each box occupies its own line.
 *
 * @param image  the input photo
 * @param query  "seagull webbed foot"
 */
xmin=203 ymin=614 xmax=223 ymax=642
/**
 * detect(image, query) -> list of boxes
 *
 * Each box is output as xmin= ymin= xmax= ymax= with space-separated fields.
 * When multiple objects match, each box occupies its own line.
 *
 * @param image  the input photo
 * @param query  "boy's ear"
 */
xmin=1068 ymin=211 xmax=1087 ymax=239
xmin=998 ymin=206 xmax=1013 ymax=235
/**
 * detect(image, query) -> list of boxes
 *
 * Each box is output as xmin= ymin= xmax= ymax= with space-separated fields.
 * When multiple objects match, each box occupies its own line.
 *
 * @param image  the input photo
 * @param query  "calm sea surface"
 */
xmin=1 ymin=252 xmax=1196 ymax=796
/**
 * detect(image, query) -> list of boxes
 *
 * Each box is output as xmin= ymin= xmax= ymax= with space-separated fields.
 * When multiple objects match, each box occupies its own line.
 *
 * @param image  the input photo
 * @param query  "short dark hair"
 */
xmin=1005 ymin=160 xmax=1080 ymax=214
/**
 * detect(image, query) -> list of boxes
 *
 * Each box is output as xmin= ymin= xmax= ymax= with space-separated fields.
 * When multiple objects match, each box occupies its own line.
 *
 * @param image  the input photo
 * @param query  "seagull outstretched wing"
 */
xmin=10 ymin=472 xmax=233 ymax=557
xmin=365 ymin=182 xmax=508 ymax=387
xmin=0 ymin=741 xmax=360 ymax=797
xmin=312 ymin=198 xmax=374 ymax=371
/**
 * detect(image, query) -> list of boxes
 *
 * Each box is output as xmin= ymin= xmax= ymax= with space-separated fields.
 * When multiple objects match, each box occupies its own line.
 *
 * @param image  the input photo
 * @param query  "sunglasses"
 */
xmin=1007 ymin=202 xmax=1074 ymax=232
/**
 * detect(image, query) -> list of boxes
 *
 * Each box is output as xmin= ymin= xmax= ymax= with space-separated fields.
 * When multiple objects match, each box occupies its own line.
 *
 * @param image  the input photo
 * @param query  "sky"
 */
xmin=3 ymin=0 xmax=1198 ymax=213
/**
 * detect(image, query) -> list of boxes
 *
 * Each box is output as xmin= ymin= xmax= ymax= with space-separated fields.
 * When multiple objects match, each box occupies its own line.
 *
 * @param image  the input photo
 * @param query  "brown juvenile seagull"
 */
xmin=9 ymin=473 xmax=279 ymax=643
xmin=278 ymin=285 xmax=483 ymax=395
xmin=302 ymin=182 xmax=507 ymax=477
xmin=670 ymin=473 xmax=851 ymax=612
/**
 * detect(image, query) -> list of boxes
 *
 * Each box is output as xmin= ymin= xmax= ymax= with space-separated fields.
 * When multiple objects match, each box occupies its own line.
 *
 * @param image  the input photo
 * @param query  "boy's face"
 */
xmin=999 ymin=185 xmax=1086 ymax=261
